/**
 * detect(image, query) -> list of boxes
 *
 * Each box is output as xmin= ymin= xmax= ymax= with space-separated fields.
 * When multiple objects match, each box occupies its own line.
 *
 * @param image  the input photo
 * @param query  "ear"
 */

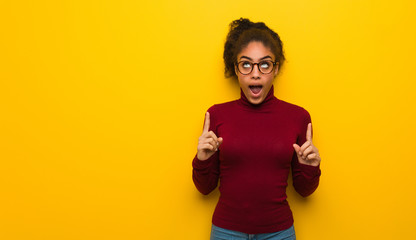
xmin=274 ymin=62 xmax=279 ymax=76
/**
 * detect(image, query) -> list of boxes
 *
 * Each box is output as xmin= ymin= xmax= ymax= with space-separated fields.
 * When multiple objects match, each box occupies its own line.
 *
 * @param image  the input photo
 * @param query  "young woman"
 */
xmin=192 ymin=18 xmax=322 ymax=240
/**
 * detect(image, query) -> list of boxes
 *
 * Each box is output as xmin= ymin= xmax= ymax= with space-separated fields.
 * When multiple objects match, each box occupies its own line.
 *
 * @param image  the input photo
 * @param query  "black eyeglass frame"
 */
xmin=235 ymin=60 xmax=278 ymax=75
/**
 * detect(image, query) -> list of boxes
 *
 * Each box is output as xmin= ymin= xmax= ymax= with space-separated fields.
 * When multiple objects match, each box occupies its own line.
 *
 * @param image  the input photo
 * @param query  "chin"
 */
xmin=248 ymin=97 xmax=264 ymax=105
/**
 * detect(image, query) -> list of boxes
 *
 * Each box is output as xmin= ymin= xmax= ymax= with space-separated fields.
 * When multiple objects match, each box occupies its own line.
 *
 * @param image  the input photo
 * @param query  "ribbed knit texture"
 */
xmin=192 ymin=85 xmax=321 ymax=234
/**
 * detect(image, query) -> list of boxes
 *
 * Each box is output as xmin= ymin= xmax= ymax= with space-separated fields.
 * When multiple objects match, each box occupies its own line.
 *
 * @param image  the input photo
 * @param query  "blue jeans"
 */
xmin=210 ymin=224 xmax=296 ymax=240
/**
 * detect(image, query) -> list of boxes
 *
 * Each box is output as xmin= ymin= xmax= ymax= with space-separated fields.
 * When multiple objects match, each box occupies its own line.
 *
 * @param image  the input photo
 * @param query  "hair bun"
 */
xmin=229 ymin=18 xmax=254 ymax=32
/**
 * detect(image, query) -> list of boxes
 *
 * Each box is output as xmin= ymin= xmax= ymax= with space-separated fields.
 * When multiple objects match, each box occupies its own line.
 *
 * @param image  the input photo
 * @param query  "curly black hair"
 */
xmin=223 ymin=18 xmax=285 ymax=79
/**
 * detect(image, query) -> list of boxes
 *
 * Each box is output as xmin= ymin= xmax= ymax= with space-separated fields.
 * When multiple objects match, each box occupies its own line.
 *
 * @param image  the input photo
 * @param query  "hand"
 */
xmin=293 ymin=123 xmax=321 ymax=167
xmin=197 ymin=112 xmax=223 ymax=161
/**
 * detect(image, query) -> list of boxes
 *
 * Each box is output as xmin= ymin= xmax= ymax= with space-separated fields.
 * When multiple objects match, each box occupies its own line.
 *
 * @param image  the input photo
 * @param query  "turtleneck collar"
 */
xmin=238 ymin=85 xmax=278 ymax=110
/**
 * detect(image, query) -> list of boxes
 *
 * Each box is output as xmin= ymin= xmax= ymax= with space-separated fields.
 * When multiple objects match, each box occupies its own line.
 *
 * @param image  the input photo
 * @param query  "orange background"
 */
xmin=1 ymin=0 xmax=415 ymax=239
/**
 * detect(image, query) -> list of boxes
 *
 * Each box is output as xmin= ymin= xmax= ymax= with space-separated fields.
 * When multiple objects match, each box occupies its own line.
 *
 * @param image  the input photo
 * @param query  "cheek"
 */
xmin=267 ymin=75 xmax=276 ymax=84
xmin=237 ymin=75 xmax=248 ymax=86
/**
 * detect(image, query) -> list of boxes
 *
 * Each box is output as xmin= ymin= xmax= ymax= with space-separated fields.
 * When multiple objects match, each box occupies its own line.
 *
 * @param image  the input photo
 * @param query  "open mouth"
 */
xmin=249 ymin=85 xmax=263 ymax=95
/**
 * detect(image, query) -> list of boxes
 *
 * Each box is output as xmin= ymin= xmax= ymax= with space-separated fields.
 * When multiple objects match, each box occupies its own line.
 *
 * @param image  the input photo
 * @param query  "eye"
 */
xmin=242 ymin=62 xmax=252 ymax=69
xmin=260 ymin=61 xmax=271 ymax=69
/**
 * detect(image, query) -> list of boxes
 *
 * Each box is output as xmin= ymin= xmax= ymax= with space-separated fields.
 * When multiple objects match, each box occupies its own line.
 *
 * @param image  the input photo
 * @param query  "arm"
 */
xmin=192 ymin=152 xmax=220 ymax=195
xmin=192 ymin=110 xmax=222 ymax=195
xmin=291 ymin=154 xmax=321 ymax=197
xmin=291 ymin=111 xmax=321 ymax=197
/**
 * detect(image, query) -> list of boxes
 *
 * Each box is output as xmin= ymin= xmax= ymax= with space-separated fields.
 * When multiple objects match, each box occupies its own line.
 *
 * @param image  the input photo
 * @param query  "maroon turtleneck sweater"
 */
xmin=192 ymin=85 xmax=321 ymax=234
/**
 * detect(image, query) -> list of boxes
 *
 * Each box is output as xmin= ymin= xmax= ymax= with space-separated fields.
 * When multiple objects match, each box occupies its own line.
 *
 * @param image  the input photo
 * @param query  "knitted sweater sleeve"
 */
xmin=291 ymin=109 xmax=321 ymax=197
xmin=192 ymin=106 xmax=220 ymax=195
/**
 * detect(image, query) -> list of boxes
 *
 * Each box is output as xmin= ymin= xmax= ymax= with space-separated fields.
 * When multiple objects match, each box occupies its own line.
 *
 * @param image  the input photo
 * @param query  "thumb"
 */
xmin=218 ymin=137 xmax=224 ymax=145
xmin=293 ymin=144 xmax=301 ymax=154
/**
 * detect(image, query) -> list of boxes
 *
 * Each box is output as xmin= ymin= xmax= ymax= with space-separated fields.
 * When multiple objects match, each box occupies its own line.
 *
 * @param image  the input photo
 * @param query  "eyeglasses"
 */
xmin=236 ymin=60 xmax=277 ymax=75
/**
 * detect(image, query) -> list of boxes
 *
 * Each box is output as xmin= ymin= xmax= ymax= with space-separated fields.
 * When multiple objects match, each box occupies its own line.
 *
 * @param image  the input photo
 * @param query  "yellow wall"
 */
xmin=1 ymin=0 xmax=415 ymax=239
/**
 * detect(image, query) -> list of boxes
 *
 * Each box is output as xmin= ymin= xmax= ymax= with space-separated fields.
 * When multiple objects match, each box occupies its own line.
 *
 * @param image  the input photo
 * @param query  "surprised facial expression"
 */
xmin=235 ymin=41 xmax=279 ymax=105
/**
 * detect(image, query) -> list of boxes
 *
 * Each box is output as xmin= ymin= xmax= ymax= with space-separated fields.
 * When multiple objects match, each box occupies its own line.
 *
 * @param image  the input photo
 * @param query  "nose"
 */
xmin=251 ymin=63 xmax=261 ymax=79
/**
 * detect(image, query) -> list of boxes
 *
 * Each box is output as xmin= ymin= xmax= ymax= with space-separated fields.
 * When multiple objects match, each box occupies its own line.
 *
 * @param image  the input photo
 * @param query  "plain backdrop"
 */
xmin=1 ymin=0 xmax=415 ymax=239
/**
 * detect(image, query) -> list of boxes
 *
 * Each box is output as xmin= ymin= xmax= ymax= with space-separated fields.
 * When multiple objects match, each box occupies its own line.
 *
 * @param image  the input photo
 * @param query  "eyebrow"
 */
xmin=239 ymin=55 xmax=273 ymax=61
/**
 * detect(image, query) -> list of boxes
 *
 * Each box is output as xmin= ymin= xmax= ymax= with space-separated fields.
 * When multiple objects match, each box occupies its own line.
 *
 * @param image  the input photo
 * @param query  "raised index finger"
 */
xmin=203 ymin=112 xmax=210 ymax=133
xmin=306 ymin=123 xmax=312 ymax=142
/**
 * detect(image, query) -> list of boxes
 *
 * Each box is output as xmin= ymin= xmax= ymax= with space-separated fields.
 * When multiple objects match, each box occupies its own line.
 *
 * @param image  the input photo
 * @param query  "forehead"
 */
xmin=237 ymin=41 xmax=275 ymax=60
